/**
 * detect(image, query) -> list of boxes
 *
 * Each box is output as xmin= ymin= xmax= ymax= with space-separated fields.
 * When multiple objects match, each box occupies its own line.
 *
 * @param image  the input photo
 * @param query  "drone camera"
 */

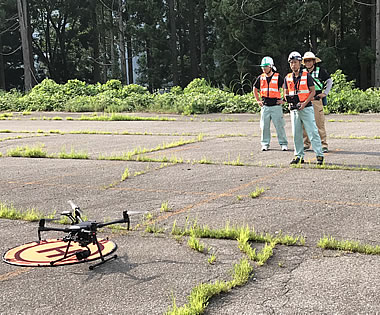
xmin=75 ymin=249 xmax=90 ymax=261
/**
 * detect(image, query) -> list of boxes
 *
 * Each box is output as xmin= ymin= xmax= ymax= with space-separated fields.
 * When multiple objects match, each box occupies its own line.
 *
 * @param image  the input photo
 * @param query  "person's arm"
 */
xmin=276 ymin=75 xmax=284 ymax=105
xmin=319 ymin=68 xmax=333 ymax=98
xmin=253 ymin=87 xmax=263 ymax=107
xmin=319 ymin=78 xmax=333 ymax=98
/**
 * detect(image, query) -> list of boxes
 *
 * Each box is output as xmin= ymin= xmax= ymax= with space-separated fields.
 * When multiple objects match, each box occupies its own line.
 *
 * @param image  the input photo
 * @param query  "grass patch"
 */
xmin=160 ymin=201 xmax=170 ymax=212
xmin=79 ymin=113 xmax=176 ymax=121
xmin=58 ymin=147 xmax=88 ymax=159
xmin=187 ymin=234 xmax=205 ymax=253
xmin=166 ymin=258 xmax=253 ymax=315
xmin=208 ymin=254 xmax=216 ymax=265
xmin=6 ymin=144 xmax=47 ymax=158
xmin=0 ymin=203 xmax=54 ymax=221
xmin=223 ymin=155 xmax=244 ymax=166
xmin=249 ymin=187 xmax=265 ymax=198
xmin=318 ymin=236 xmax=380 ymax=255
xmin=171 ymin=220 xmax=305 ymax=246
xmin=121 ymin=168 xmax=130 ymax=181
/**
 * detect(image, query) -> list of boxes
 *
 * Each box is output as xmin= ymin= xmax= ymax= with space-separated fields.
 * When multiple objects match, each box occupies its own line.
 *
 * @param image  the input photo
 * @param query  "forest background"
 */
xmin=0 ymin=0 xmax=379 ymax=114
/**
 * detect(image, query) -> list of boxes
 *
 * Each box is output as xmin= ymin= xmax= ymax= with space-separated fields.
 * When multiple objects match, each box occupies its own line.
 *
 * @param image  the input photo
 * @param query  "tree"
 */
xmin=376 ymin=0 xmax=380 ymax=87
xmin=17 ymin=0 xmax=36 ymax=90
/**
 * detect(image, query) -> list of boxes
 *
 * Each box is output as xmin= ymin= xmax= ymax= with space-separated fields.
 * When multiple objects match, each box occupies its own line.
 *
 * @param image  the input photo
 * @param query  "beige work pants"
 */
xmin=303 ymin=98 xmax=328 ymax=148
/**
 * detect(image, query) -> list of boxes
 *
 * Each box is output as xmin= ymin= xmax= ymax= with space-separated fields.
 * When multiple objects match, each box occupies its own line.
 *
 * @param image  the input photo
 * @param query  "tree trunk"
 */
xmin=92 ymin=2 xmax=101 ymax=83
xmin=199 ymin=0 xmax=206 ymax=78
xmin=168 ymin=0 xmax=179 ymax=86
xmin=146 ymin=40 xmax=153 ymax=92
xmin=125 ymin=12 xmax=134 ymax=84
xmin=109 ymin=7 xmax=119 ymax=79
xmin=100 ymin=4 xmax=108 ymax=83
xmin=376 ymin=0 xmax=380 ymax=87
xmin=359 ymin=1 xmax=369 ymax=89
xmin=188 ymin=0 xmax=198 ymax=79
xmin=118 ymin=0 xmax=127 ymax=84
xmin=177 ymin=1 xmax=185 ymax=87
xmin=371 ymin=0 xmax=376 ymax=86
xmin=17 ymin=0 xmax=36 ymax=91
xmin=0 ymin=35 xmax=5 ymax=90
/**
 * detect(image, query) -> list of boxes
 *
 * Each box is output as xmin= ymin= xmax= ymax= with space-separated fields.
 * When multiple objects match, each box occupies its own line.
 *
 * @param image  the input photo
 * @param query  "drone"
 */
xmin=37 ymin=201 xmax=130 ymax=270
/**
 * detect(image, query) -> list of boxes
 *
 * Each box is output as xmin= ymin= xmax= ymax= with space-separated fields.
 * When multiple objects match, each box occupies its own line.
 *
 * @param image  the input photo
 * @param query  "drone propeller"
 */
xmin=67 ymin=200 xmax=83 ymax=223
xmin=126 ymin=210 xmax=148 ymax=215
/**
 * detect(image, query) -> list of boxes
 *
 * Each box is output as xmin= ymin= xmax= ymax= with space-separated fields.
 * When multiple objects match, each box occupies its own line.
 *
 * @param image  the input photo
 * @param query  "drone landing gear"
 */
xmin=88 ymin=238 xmax=117 ymax=270
xmin=49 ymin=238 xmax=117 ymax=270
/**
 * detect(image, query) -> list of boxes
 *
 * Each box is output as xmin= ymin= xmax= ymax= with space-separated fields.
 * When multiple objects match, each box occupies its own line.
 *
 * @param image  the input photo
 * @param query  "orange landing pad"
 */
xmin=2 ymin=238 xmax=117 ymax=267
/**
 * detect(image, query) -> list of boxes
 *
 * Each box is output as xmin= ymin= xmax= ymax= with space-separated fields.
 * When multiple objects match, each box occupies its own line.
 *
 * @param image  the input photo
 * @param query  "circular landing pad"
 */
xmin=2 ymin=238 xmax=117 ymax=267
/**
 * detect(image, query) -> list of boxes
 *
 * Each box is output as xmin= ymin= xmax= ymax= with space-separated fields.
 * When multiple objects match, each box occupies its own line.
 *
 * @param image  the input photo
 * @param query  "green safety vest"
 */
xmin=310 ymin=67 xmax=323 ymax=91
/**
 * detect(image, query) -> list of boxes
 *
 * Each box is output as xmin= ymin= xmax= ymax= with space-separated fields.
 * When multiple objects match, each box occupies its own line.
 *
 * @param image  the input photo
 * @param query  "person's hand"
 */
xmin=319 ymin=93 xmax=326 ymax=98
xmin=276 ymin=99 xmax=284 ymax=105
xmin=298 ymin=102 xmax=307 ymax=110
xmin=257 ymin=100 xmax=263 ymax=107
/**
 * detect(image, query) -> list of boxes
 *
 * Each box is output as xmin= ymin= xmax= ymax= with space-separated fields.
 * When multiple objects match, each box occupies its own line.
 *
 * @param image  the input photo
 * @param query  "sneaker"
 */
xmin=261 ymin=145 xmax=269 ymax=151
xmin=290 ymin=157 xmax=304 ymax=165
xmin=316 ymin=156 xmax=324 ymax=165
xmin=322 ymin=147 xmax=329 ymax=153
xmin=304 ymin=145 xmax=310 ymax=151
xmin=281 ymin=145 xmax=288 ymax=151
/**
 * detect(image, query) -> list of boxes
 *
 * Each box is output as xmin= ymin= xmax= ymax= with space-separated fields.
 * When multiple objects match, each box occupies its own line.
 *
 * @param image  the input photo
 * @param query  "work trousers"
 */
xmin=260 ymin=105 xmax=288 ymax=147
xmin=291 ymin=106 xmax=323 ymax=158
xmin=303 ymin=98 xmax=328 ymax=148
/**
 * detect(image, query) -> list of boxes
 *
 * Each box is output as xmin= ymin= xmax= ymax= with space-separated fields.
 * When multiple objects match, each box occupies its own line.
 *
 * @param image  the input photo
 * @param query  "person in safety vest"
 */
xmin=302 ymin=52 xmax=333 ymax=153
xmin=253 ymin=56 xmax=288 ymax=151
xmin=284 ymin=51 xmax=324 ymax=165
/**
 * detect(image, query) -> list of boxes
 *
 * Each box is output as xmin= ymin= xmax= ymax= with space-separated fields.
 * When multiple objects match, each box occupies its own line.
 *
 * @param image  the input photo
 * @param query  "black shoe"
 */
xmin=316 ymin=156 xmax=324 ymax=165
xmin=290 ymin=157 xmax=304 ymax=165
xmin=322 ymin=147 xmax=329 ymax=153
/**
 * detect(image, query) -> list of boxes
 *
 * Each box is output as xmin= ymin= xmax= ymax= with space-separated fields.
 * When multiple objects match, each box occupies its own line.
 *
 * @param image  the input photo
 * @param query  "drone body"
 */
xmin=3 ymin=201 xmax=130 ymax=270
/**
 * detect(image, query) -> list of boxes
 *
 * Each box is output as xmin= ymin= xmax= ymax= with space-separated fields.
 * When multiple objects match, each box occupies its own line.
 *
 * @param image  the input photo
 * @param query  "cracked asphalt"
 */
xmin=0 ymin=111 xmax=379 ymax=314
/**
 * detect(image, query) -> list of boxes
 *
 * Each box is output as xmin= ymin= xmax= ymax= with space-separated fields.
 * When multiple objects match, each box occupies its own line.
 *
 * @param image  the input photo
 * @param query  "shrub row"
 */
xmin=0 ymin=72 xmax=379 ymax=114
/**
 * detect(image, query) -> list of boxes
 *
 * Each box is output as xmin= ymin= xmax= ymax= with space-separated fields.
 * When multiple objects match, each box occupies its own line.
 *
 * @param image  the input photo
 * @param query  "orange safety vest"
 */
xmin=260 ymin=73 xmax=281 ymax=99
xmin=286 ymin=70 xmax=310 ymax=102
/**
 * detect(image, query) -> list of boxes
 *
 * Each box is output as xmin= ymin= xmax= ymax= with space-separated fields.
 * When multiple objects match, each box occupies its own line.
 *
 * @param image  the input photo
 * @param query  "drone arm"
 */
xmin=38 ymin=218 xmax=73 ymax=241
xmin=97 ymin=211 xmax=130 ymax=230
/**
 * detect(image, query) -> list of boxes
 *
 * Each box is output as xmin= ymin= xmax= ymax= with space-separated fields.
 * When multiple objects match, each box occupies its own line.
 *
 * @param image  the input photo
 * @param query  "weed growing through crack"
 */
xmin=318 ymin=236 xmax=380 ymax=255
xmin=121 ymin=168 xmax=130 ymax=181
xmin=187 ymin=234 xmax=205 ymax=253
xmin=145 ymin=224 xmax=164 ymax=234
xmin=208 ymin=254 xmax=216 ymax=264
xmin=58 ymin=147 xmax=88 ymax=159
xmin=160 ymin=201 xmax=170 ymax=212
xmin=7 ymin=144 xmax=47 ymax=158
xmin=0 ymin=203 xmax=54 ymax=221
xmin=166 ymin=258 xmax=253 ymax=315
xmin=249 ymin=187 xmax=265 ymax=198
xmin=171 ymin=220 xmax=304 ymax=246
xmin=224 ymin=154 xmax=244 ymax=166
xmin=79 ymin=113 xmax=176 ymax=121
xmin=236 ymin=226 xmax=277 ymax=265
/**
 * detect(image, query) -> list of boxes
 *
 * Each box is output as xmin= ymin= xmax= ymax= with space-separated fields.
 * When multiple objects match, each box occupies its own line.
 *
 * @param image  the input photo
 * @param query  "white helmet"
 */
xmin=260 ymin=56 xmax=274 ymax=67
xmin=288 ymin=51 xmax=302 ymax=62
xmin=302 ymin=51 xmax=322 ymax=63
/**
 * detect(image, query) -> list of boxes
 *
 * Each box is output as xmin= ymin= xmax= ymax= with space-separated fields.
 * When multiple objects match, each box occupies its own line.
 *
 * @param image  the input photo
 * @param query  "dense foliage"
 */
xmin=0 ymin=71 xmax=379 ymax=114
xmin=0 ymin=0 xmax=377 ymax=92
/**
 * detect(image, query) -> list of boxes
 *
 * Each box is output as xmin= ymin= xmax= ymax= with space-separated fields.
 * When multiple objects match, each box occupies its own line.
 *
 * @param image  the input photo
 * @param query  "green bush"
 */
xmin=327 ymin=70 xmax=380 ymax=113
xmin=0 ymin=73 xmax=379 ymax=114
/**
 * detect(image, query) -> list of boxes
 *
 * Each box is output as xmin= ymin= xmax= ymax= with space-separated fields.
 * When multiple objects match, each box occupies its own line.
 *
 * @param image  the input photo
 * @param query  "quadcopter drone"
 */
xmin=37 ymin=201 xmax=130 ymax=270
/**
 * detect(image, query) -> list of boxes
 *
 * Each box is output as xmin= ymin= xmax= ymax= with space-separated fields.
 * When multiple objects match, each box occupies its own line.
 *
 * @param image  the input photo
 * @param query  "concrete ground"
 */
xmin=0 ymin=111 xmax=379 ymax=314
